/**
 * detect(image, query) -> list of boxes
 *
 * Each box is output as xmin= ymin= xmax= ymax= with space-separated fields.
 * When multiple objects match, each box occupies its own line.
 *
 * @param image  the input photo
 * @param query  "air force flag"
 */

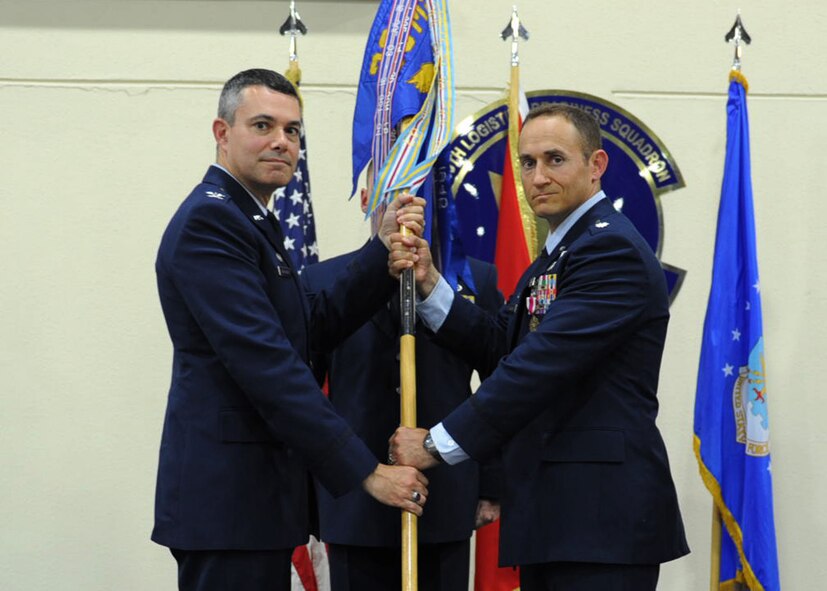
xmin=694 ymin=71 xmax=780 ymax=591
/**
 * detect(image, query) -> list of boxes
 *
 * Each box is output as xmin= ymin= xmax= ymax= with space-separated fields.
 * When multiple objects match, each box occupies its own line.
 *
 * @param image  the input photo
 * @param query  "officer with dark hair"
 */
xmin=390 ymin=104 xmax=689 ymax=591
xmin=152 ymin=69 xmax=429 ymax=591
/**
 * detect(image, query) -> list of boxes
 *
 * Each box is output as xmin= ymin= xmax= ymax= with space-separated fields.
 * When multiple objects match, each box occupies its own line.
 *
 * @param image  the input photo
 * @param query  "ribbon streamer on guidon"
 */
xmin=367 ymin=0 xmax=455 ymax=215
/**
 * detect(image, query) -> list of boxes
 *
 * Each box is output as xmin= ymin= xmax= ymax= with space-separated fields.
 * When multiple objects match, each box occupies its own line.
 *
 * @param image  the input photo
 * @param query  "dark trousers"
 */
xmin=170 ymin=548 xmax=292 ymax=591
xmin=520 ymin=561 xmax=660 ymax=591
xmin=328 ymin=540 xmax=470 ymax=591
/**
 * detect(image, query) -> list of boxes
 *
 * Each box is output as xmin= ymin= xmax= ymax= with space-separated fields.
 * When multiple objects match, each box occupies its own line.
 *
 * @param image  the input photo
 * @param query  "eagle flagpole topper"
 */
xmin=279 ymin=0 xmax=307 ymax=65
xmin=725 ymin=11 xmax=751 ymax=72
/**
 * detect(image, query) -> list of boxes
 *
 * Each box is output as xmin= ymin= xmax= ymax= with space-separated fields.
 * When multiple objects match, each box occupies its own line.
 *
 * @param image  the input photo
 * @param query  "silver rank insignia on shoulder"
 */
xmin=205 ymin=191 xmax=226 ymax=200
xmin=595 ymin=220 xmax=609 ymax=229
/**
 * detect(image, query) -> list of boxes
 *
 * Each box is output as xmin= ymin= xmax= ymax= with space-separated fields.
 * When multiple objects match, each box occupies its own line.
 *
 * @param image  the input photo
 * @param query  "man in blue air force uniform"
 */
xmin=152 ymin=69 xmax=429 ymax=591
xmin=389 ymin=104 xmax=689 ymax=591
xmin=301 ymin=177 xmax=503 ymax=591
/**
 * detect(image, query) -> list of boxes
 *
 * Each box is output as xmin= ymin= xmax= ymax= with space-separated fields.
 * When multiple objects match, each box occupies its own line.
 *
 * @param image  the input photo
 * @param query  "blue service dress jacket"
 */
xmin=152 ymin=166 xmax=394 ymax=551
xmin=301 ymin=255 xmax=503 ymax=546
xmin=433 ymin=197 xmax=690 ymax=567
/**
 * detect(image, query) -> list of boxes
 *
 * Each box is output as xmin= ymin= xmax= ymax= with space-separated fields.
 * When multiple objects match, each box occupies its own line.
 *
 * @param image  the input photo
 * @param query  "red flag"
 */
xmin=493 ymin=110 xmax=530 ymax=297
xmin=475 ymin=50 xmax=532 ymax=591
xmin=493 ymin=70 xmax=533 ymax=298
xmin=475 ymin=520 xmax=520 ymax=591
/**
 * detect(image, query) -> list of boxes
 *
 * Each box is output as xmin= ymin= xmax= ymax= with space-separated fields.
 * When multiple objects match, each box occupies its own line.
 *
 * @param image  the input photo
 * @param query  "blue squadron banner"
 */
xmin=694 ymin=71 xmax=780 ymax=591
xmin=351 ymin=0 xmax=434 ymax=197
xmin=351 ymin=0 xmax=467 ymax=288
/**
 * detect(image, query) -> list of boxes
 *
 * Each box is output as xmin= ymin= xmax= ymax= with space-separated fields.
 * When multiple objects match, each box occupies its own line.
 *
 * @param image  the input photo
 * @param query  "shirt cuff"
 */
xmin=430 ymin=422 xmax=469 ymax=465
xmin=416 ymin=275 xmax=454 ymax=332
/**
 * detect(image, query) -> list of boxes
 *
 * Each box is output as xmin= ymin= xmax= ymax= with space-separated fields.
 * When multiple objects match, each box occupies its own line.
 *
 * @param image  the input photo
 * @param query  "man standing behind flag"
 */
xmin=693 ymin=66 xmax=780 ymax=591
xmin=301 ymin=165 xmax=503 ymax=591
xmin=151 ymin=68 xmax=430 ymax=591
xmin=389 ymin=104 xmax=689 ymax=591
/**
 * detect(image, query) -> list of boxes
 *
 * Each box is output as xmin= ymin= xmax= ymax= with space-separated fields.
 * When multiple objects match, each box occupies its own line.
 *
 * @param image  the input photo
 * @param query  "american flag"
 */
xmin=277 ymin=133 xmax=329 ymax=591
xmin=271 ymin=127 xmax=319 ymax=271
xmin=278 ymin=18 xmax=329 ymax=590
xmin=276 ymin=126 xmax=329 ymax=591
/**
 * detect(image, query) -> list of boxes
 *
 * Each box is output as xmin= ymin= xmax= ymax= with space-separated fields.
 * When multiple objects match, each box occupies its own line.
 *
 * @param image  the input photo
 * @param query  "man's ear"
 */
xmin=591 ymin=149 xmax=609 ymax=181
xmin=212 ymin=118 xmax=230 ymax=148
xmin=360 ymin=188 xmax=369 ymax=214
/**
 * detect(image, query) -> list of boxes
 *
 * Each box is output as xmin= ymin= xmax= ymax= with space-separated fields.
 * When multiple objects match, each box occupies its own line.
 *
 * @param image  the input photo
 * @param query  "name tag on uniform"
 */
xmin=275 ymin=264 xmax=292 ymax=277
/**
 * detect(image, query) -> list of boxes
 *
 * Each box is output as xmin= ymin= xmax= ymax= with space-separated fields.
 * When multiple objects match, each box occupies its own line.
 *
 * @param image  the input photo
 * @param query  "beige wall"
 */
xmin=1 ymin=1 xmax=825 ymax=589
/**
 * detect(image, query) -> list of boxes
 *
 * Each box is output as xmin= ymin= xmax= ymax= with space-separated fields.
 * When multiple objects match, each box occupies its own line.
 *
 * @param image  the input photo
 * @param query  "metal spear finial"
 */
xmin=724 ymin=11 xmax=751 ymax=71
xmin=501 ymin=5 xmax=529 ymax=66
xmin=279 ymin=0 xmax=307 ymax=62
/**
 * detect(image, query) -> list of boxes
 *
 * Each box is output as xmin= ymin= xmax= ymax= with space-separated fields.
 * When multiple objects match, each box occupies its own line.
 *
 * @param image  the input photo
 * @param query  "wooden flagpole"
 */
xmin=399 ymin=226 xmax=418 ymax=591
xmin=710 ymin=504 xmax=722 ymax=591
xmin=395 ymin=111 xmax=419 ymax=591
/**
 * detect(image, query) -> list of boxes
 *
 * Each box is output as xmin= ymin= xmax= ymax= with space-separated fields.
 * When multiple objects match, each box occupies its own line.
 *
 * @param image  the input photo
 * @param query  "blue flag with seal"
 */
xmin=694 ymin=70 xmax=780 ymax=591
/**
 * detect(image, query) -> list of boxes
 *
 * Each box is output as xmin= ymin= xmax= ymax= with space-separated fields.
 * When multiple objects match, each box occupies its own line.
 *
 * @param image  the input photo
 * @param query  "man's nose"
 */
xmin=531 ymin=164 xmax=551 ymax=186
xmin=269 ymin=128 xmax=288 ymax=150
